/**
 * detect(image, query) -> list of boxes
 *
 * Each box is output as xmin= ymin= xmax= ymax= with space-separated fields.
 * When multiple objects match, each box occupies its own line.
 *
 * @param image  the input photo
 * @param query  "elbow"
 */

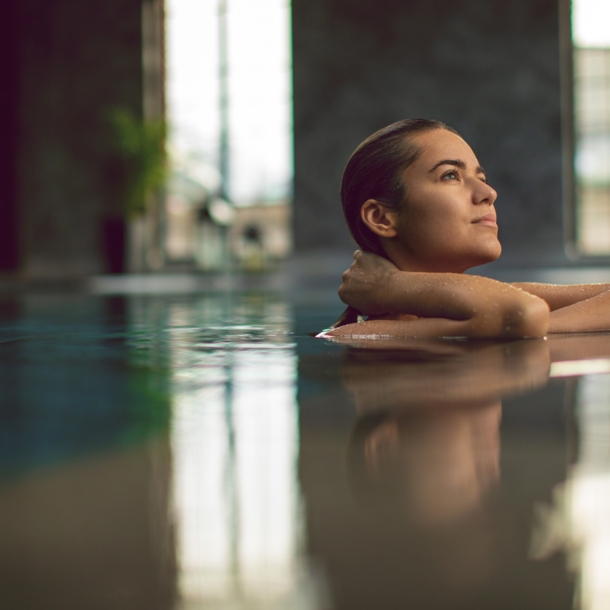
xmin=502 ymin=297 xmax=550 ymax=339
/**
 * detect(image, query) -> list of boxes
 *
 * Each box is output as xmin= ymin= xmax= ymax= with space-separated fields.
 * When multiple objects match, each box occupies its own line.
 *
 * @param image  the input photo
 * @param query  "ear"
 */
xmin=364 ymin=419 xmax=400 ymax=477
xmin=361 ymin=199 xmax=399 ymax=238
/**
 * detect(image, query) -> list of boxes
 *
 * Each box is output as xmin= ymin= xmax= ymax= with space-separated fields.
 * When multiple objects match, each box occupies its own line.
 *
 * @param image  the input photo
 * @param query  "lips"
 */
xmin=473 ymin=213 xmax=497 ymax=226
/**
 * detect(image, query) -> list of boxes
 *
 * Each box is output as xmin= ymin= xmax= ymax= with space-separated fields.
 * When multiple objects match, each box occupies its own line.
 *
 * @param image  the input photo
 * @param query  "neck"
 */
xmin=384 ymin=242 xmax=470 ymax=274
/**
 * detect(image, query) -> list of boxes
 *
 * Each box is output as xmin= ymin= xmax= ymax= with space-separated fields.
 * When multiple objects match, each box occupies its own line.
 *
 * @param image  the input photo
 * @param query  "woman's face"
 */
xmin=387 ymin=129 xmax=501 ymax=273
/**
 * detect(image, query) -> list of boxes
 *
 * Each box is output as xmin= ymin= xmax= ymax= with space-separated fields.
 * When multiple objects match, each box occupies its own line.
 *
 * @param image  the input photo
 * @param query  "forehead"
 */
xmin=411 ymin=129 xmax=479 ymax=166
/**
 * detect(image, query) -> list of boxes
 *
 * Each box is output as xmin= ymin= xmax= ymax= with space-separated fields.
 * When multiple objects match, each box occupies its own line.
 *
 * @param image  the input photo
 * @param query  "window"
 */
xmin=572 ymin=0 xmax=610 ymax=254
xmin=165 ymin=0 xmax=293 ymax=269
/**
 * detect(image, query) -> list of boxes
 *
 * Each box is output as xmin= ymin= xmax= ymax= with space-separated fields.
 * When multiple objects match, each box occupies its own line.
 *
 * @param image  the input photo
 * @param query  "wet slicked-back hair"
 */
xmin=340 ymin=118 xmax=458 ymax=258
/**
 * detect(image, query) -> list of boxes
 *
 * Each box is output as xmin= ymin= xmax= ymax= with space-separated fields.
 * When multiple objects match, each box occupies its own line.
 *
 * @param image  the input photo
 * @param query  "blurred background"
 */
xmin=1 ymin=0 xmax=610 ymax=281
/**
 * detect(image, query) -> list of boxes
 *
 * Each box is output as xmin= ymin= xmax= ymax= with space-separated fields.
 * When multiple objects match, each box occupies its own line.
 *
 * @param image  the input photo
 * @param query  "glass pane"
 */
xmin=165 ymin=0 xmax=293 ymax=269
xmin=573 ymin=0 xmax=610 ymax=254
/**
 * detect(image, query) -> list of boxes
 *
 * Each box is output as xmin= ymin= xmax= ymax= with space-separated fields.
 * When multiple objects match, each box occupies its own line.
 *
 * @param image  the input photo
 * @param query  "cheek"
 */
xmin=400 ymin=197 xmax=466 ymax=247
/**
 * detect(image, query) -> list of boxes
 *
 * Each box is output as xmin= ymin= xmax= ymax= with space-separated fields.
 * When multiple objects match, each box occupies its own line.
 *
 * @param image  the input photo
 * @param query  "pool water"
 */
xmin=0 ymin=290 xmax=609 ymax=609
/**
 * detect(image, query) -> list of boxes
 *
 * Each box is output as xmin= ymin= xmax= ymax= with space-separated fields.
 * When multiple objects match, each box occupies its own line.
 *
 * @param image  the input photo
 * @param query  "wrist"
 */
xmin=376 ymin=268 xmax=404 ymax=313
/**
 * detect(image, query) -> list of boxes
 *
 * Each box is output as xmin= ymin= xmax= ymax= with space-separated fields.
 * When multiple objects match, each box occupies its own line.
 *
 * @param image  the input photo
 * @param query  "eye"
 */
xmin=441 ymin=170 xmax=459 ymax=181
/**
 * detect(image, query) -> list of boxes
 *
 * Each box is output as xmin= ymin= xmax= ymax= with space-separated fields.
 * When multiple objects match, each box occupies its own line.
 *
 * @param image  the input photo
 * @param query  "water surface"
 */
xmin=0 ymin=290 xmax=608 ymax=609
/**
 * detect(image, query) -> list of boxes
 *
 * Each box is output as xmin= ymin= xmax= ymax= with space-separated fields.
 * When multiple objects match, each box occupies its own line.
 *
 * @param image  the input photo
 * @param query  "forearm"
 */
xmin=365 ymin=272 xmax=481 ymax=319
xmin=342 ymin=270 xmax=543 ymax=321
xmin=512 ymin=282 xmax=610 ymax=311
xmin=327 ymin=317 xmax=475 ymax=339
xmin=548 ymin=290 xmax=610 ymax=333
xmin=326 ymin=302 xmax=548 ymax=340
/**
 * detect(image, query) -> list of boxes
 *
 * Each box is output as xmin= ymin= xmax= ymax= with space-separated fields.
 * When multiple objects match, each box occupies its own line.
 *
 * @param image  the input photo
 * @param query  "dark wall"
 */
xmin=3 ymin=0 xmax=143 ymax=278
xmin=292 ymin=0 xmax=567 ymax=267
xmin=0 ymin=0 xmax=21 ymax=272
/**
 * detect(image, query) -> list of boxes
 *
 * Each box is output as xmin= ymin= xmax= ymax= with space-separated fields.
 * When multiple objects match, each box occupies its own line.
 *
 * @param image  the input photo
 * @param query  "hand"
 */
xmin=337 ymin=250 xmax=399 ymax=315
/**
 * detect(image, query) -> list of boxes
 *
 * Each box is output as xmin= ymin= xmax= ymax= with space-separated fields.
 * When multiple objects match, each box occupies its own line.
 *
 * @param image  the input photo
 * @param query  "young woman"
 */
xmin=324 ymin=119 xmax=610 ymax=339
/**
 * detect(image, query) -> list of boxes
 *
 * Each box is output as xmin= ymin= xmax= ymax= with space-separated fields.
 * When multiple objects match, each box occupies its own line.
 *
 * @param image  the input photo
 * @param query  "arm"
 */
xmin=511 ymin=282 xmax=610 ymax=311
xmin=512 ymin=283 xmax=610 ymax=333
xmin=331 ymin=251 xmax=549 ymax=339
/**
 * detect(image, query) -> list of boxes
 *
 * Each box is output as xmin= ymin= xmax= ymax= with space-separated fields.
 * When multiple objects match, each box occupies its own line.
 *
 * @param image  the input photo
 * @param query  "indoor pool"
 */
xmin=0 ymin=287 xmax=609 ymax=609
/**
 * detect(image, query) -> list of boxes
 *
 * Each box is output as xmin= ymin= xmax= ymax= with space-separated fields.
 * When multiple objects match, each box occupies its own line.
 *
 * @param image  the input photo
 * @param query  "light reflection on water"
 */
xmin=127 ymin=293 xmax=333 ymax=609
xmin=164 ymin=299 xmax=311 ymax=608
xmin=531 ymin=374 xmax=610 ymax=610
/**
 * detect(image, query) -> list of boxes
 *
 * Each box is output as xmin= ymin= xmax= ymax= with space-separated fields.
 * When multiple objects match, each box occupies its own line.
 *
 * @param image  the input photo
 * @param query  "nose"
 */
xmin=473 ymin=179 xmax=497 ymax=206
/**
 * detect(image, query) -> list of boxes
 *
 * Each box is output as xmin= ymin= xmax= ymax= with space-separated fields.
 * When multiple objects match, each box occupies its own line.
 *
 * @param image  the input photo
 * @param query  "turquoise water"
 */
xmin=0 ymin=290 xmax=609 ymax=609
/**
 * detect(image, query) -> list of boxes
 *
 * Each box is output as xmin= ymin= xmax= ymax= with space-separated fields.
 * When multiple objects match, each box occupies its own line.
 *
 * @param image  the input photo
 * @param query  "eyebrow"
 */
xmin=428 ymin=159 xmax=486 ymax=175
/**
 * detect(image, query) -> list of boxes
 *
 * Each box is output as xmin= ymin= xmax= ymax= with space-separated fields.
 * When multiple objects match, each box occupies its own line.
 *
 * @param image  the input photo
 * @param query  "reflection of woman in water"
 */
xmin=344 ymin=339 xmax=550 ymax=524
xmin=323 ymin=119 xmax=610 ymax=339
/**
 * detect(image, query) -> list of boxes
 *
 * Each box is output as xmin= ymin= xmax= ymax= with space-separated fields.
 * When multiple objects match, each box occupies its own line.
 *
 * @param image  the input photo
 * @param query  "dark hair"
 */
xmin=340 ymin=118 xmax=458 ymax=258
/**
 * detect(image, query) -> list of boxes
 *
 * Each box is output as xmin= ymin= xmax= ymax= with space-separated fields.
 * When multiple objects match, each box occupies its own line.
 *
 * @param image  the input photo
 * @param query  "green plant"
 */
xmin=109 ymin=108 xmax=167 ymax=217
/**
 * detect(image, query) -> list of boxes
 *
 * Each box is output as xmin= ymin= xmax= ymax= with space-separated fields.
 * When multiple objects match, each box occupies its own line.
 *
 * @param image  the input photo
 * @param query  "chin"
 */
xmin=470 ymin=244 xmax=502 ymax=268
xmin=485 ymin=242 xmax=502 ymax=262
